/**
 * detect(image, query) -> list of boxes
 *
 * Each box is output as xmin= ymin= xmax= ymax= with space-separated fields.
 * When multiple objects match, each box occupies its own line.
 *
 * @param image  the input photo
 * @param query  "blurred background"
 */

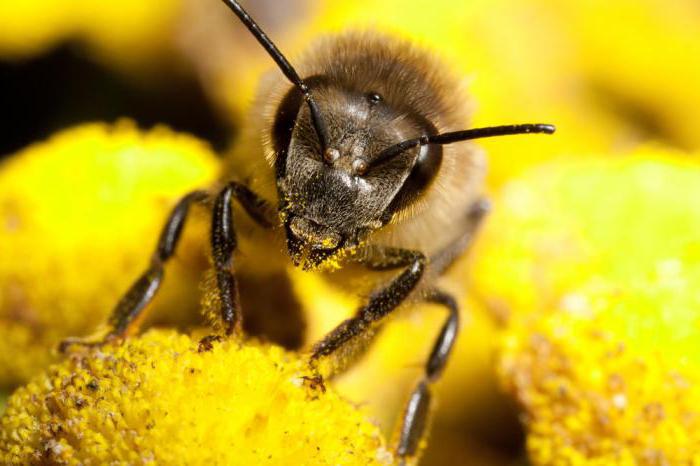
xmin=0 ymin=0 xmax=699 ymax=465
xmin=3 ymin=0 xmax=698 ymax=171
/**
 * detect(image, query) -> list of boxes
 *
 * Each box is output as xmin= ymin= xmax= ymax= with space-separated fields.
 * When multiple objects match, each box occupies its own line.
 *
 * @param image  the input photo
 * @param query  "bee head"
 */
xmin=220 ymin=17 xmax=557 ymax=271
xmin=274 ymin=80 xmax=443 ymax=270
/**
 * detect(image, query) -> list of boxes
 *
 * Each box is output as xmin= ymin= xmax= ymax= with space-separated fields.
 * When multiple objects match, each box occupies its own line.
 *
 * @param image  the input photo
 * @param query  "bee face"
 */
xmin=258 ymin=32 xmax=552 ymax=272
xmin=275 ymin=82 xmax=441 ymax=269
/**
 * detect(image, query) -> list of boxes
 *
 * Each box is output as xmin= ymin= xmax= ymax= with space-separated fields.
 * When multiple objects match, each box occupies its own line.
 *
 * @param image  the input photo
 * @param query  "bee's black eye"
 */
xmin=380 ymin=142 xmax=442 ymax=224
xmin=367 ymin=92 xmax=382 ymax=105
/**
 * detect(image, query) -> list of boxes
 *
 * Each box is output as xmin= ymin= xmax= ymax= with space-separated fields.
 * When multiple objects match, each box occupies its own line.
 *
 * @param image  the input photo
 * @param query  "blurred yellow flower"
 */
xmin=470 ymin=148 xmax=700 ymax=317
xmin=5 ymin=0 xmax=698 ymax=165
xmin=0 ymin=330 xmax=392 ymax=465
xmin=501 ymin=283 xmax=700 ymax=465
xmin=0 ymin=122 xmax=218 ymax=387
xmin=548 ymin=0 xmax=700 ymax=151
xmin=0 ymin=0 xmax=182 ymax=70
xmin=469 ymin=151 xmax=700 ymax=463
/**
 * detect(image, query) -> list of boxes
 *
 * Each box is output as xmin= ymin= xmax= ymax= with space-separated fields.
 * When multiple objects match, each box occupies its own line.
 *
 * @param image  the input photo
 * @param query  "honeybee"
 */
xmin=63 ymin=0 xmax=554 ymax=462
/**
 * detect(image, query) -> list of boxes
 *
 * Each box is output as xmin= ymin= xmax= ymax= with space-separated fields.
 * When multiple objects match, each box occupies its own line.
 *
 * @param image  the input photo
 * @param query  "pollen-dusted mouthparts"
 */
xmin=289 ymin=216 xmax=342 ymax=250
xmin=285 ymin=216 xmax=345 ymax=271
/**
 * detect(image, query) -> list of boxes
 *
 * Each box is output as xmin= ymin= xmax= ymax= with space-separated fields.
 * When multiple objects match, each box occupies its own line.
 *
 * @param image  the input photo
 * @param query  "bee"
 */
xmin=63 ymin=0 xmax=554 ymax=462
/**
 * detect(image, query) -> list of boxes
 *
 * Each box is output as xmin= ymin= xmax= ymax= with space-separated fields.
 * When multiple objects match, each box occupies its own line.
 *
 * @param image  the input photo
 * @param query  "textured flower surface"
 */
xmin=469 ymin=152 xmax=700 ymax=464
xmin=0 ymin=123 xmax=217 ymax=387
xmin=0 ymin=330 xmax=393 ymax=466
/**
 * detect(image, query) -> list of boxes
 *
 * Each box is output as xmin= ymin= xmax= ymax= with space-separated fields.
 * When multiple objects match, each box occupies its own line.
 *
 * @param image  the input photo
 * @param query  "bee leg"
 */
xmin=393 ymin=200 xmax=489 ymax=463
xmin=309 ymin=198 xmax=488 ymax=368
xmin=59 ymin=190 xmax=209 ymax=352
xmin=307 ymin=199 xmax=489 ymax=459
xmin=60 ymin=182 xmax=275 ymax=351
xmin=210 ymin=182 xmax=277 ymax=336
xmin=310 ymin=248 xmax=426 ymax=365
xmin=395 ymin=288 xmax=458 ymax=464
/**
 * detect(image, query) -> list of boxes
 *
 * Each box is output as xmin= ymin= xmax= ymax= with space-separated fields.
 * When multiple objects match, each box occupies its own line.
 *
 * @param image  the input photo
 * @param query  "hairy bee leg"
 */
xmin=210 ymin=182 xmax=277 ymax=336
xmin=310 ymin=248 xmax=426 ymax=362
xmin=60 ymin=182 xmax=275 ymax=352
xmin=309 ymin=197 xmax=488 ymax=365
xmin=305 ymin=199 xmax=487 ymax=458
xmin=395 ymin=289 xmax=458 ymax=464
xmin=59 ymin=190 xmax=209 ymax=352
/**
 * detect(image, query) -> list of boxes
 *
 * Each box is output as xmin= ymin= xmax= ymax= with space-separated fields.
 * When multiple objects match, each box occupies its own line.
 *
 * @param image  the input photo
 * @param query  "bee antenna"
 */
xmin=220 ymin=0 xmax=330 ymax=153
xmin=370 ymin=123 xmax=556 ymax=168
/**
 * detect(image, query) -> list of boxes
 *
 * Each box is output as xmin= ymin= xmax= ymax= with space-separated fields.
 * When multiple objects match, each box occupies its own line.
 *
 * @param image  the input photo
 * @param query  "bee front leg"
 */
xmin=309 ymin=198 xmax=489 ymax=368
xmin=60 ymin=182 xmax=275 ymax=351
xmin=310 ymin=247 xmax=426 ymax=367
xmin=309 ymin=198 xmax=489 ymax=463
xmin=210 ymin=182 xmax=277 ymax=336
xmin=60 ymin=190 xmax=209 ymax=352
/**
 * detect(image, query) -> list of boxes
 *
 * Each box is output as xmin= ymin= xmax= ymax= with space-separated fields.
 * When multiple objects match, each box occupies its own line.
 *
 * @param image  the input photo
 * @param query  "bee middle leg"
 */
xmin=309 ymin=198 xmax=489 ymax=463
xmin=393 ymin=288 xmax=459 ymax=465
xmin=392 ymin=199 xmax=490 ymax=464
xmin=310 ymin=247 xmax=426 ymax=366
xmin=309 ymin=197 xmax=489 ymax=366
xmin=209 ymin=182 xmax=276 ymax=335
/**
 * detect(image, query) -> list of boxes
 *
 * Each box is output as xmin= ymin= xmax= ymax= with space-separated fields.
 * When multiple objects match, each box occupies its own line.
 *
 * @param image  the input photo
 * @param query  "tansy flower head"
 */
xmin=470 ymin=148 xmax=700 ymax=318
xmin=0 ymin=123 xmax=218 ymax=387
xmin=469 ymin=150 xmax=700 ymax=464
xmin=0 ymin=330 xmax=393 ymax=465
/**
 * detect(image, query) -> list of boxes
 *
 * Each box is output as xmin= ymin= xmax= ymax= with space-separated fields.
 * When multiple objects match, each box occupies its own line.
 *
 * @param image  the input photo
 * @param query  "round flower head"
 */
xmin=470 ymin=150 xmax=700 ymax=464
xmin=0 ymin=122 xmax=218 ymax=387
xmin=0 ymin=330 xmax=393 ymax=465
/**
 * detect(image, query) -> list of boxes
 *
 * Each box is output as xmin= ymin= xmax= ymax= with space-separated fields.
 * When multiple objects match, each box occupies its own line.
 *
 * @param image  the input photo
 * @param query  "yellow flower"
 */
xmin=0 ymin=122 xmax=218 ymax=387
xmin=470 ymin=147 xmax=700 ymax=317
xmin=0 ymin=330 xmax=392 ymax=465
xmin=469 ymin=150 xmax=700 ymax=463
xmin=548 ymin=0 xmax=700 ymax=151
xmin=0 ymin=0 xmax=182 ymax=70
xmin=500 ymin=284 xmax=700 ymax=465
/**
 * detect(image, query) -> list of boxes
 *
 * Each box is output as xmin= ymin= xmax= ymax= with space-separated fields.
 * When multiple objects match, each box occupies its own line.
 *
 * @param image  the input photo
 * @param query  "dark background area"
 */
xmin=0 ymin=43 xmax=232 ymax=159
